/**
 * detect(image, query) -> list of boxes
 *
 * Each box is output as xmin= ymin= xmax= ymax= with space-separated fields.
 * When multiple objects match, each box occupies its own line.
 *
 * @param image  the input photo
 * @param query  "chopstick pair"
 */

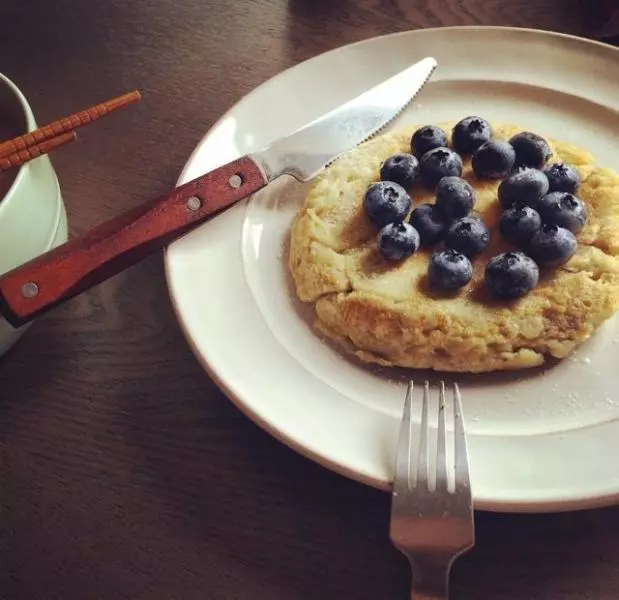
xmin=0 ymin=90 xmax=141 ymax=173
xmin=0 ymin=131 xmax=76 ymax=172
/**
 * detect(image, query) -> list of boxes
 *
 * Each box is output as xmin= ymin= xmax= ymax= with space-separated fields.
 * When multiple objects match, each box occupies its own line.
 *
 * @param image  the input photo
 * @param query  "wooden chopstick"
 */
xmin=0 ymin=90 xmax=141 ymax=159
xmin=0 ymin=131 xmax=77 ymax=173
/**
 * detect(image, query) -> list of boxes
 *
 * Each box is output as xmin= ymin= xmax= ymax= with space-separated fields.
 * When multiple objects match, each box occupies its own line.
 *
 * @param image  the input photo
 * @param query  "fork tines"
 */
xmin=393 ymin=380 xmax=471 ymax=497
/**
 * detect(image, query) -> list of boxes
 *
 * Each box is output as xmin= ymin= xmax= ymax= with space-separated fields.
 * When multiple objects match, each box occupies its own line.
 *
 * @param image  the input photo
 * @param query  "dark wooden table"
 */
xmin=2 ymin=2 xmax=619 ymax=599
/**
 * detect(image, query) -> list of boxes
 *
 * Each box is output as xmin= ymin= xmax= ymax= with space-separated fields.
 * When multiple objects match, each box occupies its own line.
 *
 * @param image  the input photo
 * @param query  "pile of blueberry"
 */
xmin=362 ymin=116 xmax=587 ymax=300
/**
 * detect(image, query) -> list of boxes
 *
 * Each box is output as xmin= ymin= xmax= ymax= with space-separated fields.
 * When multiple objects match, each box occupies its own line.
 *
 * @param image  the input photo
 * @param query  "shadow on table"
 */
xmin=282 ymin=0 xmax=423 ymax=66
xmin=456 ymin=507 xmax=619 ymax=598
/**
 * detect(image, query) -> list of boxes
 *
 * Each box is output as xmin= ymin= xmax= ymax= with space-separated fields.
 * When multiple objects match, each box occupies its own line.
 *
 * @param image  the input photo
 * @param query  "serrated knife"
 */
xmin=0 ymin=57 xmax=437 ymax=327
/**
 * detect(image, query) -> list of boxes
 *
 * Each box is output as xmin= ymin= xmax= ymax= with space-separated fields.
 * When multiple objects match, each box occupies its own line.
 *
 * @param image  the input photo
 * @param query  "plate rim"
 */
xmin=164 ymin=25 xmax=619 ymax=513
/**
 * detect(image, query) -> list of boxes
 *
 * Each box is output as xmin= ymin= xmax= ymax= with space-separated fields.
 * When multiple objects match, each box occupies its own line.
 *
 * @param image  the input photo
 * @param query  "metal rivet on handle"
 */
xmin=186 ymin=195 xmax=202 ymax=211
xmin=21 ymin=282 xmax=39 ymax=299
xmin=229 ymin=174 xmax=243 ymax=189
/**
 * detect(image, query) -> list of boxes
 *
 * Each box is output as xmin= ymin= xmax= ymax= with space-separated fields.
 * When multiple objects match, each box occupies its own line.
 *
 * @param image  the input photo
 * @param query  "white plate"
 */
xmin=165 ymin=27 xmax=619 ymax=513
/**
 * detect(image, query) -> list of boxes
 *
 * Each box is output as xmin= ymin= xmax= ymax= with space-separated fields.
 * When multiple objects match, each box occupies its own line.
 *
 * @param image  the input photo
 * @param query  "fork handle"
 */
xmin=412 ymin=583 xmax=447 ymax=600
xmin=412 ymin=591 xmax=446 ymax=600
xmin=411 ymin=561 xmax=449 ymax=600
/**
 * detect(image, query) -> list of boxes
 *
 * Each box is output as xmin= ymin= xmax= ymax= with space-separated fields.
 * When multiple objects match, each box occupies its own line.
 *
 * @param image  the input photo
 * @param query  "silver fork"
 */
xmin=390 ymin=381 xmax=475 ymax=600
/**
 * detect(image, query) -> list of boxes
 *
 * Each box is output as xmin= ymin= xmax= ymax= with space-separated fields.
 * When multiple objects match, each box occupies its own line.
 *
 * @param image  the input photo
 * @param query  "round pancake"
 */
xmin=288 ymin=122 xmax=619 ymax=372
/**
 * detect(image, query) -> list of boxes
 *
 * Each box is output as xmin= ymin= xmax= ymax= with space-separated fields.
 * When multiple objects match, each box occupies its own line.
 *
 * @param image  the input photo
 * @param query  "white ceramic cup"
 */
xmin=0 ymin=73 xmax=69 ymax=355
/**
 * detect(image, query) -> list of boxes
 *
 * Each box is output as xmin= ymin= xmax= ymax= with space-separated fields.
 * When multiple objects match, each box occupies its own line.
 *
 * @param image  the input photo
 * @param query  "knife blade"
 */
xmin=0 ymin=57 xmax=437 ymax=327
xmin=252 ymin=56 xmax=437 ymax=182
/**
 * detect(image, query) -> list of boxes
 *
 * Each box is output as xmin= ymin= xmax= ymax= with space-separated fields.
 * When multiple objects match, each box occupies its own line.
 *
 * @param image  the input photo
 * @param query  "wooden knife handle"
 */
xmin=0 ymin=155 xmax=268 ymax=327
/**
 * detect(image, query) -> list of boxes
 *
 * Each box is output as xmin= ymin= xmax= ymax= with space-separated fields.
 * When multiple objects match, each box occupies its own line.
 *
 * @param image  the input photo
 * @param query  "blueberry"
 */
xmin=472 ymin=139 xmax=516 ymax=179
xmin=452 ymin=116 xmax=492 ymax=154
xmin=543 ymin=162 xmax=581 ymax=194
xmin=411 ymin=125 xmax=448 ymax=157
xmin=419 ymin=147 xmax=463 ymax=188
xmin=499 ymin=204 xmax=542 ymax=246
xmin=498 ymin=167 xmax=549 ymax=209
xmin=435 ymin=176 xmax=475 ymax=220
xmin=377 ymin=222 xmax=420 ymax=260
xmin=363 ymin=181 xmax=412 ymax=228
xmin=444 ymin=216 xmax=490 ymax=258
xmin=428 ymin=249 xmax=473 ymax=292
xmin=409 ymin=204 xmax=446 ymax=246
xmin=535 ymin=191 xmax=587 ymax=234
xmin=485 ymin=252 xmax=539 ymax=300
xmin=527 ymin=224 xmax=577 ymax=267
xmin=380 ymin=153 xmax=419 ymax=189
xmin=509 ymin=132 xmax=552 ymax=168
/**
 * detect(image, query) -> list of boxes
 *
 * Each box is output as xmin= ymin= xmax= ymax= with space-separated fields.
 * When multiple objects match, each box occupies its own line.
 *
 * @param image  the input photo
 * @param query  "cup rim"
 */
xmin=0 ymin=72 xmax=38 ymax=219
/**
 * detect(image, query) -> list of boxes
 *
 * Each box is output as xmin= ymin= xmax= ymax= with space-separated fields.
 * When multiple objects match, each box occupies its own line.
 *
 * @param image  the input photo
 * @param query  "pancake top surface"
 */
xmin=288 ymin=122 xmax=619 ymax=372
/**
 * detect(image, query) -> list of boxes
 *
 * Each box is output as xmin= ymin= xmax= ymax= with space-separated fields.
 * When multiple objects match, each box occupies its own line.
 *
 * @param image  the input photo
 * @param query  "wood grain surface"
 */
xmin=1 ymin=1 xmax=619 ymax=599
